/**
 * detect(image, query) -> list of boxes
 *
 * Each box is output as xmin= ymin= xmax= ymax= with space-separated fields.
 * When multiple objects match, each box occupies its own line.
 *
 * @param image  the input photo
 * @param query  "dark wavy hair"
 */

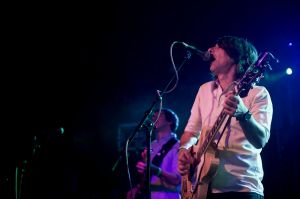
xmin=216 ymin=36 xmax=258 ymax=78
xmin=155 ymin=108 xmax=179 ymax=132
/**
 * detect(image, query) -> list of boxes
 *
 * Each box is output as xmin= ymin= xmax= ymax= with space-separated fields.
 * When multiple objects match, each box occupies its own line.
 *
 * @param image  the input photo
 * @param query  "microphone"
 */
xmin=181 ymin=42 xmax=212 ymax=61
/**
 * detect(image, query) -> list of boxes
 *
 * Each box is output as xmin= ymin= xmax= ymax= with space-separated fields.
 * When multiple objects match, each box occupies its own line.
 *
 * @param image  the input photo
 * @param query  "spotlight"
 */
xmin=286 ymin=68 xmax=293 ymax=75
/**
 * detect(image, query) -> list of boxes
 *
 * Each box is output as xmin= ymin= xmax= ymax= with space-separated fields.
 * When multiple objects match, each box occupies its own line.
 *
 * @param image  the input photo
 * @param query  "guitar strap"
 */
xmin=151 ymin=137 xmax=178 ymax=167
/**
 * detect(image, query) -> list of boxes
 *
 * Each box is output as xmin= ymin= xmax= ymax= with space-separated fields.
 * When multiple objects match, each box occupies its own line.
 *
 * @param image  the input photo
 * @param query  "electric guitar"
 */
xmin=181 ymin=52 xmax=278 ymax=199
xmin=127 ymin=149 xmax=147 ymax=199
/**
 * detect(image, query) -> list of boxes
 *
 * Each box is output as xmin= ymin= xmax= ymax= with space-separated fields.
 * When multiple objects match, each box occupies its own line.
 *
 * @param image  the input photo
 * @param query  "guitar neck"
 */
xmin=196 ymin=82 xmax=243 ymax=158
xmin=196 ymin=110 xmax=229 ymax=158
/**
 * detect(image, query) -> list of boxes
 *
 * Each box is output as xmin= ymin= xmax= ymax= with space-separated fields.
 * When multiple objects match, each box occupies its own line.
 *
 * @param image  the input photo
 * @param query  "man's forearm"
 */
xmin=179 ymin=131 xmax=199 ymax=149
xmin=239 ymin=116 xmax=269 ymax=149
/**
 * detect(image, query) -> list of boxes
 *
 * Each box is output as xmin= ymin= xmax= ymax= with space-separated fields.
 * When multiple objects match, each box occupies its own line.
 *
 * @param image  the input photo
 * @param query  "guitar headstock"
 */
xmin=237 ymin=52 xmax=279 ymax=94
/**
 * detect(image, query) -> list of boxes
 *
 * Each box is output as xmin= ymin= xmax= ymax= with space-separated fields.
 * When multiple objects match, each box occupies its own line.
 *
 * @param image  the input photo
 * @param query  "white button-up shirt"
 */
xmin=184 ymin=80 xmax=273 ymax=196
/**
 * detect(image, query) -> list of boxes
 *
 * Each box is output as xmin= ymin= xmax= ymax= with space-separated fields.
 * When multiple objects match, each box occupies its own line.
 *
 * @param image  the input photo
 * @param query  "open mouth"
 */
xmin=208 ymin=54 xmax=215 ymax=63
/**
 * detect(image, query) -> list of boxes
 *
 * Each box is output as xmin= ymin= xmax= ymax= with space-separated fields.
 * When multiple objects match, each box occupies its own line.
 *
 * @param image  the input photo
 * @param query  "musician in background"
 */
xmin=178 ymin=36 xmax=273 ymax=199
xmin=127 ymin=108 xmax=181 ymax=199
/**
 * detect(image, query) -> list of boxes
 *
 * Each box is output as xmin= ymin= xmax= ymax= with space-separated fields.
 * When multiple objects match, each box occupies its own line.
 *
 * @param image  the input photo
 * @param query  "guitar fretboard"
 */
xmin=196 ymin=109 xmax=228 ymax=159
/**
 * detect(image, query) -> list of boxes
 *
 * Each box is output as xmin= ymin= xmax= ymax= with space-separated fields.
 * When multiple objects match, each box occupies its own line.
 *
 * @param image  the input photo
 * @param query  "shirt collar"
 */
xmin=156 ymin=132 xmax=177 ymax=144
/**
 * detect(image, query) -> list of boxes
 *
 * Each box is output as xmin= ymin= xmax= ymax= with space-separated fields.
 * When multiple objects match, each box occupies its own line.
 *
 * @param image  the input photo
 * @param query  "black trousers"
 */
xmin=207 ymin=192 xmax=264 ymax=199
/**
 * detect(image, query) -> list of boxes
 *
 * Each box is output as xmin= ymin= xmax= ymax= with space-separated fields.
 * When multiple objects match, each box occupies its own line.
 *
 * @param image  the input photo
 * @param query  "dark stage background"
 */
xmin=2 ymin=1 xmax=300 ymax=199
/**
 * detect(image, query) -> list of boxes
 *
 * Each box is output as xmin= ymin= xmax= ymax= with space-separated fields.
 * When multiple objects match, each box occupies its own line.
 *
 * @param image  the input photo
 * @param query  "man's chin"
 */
xmin=210 ymin=68 xmax=216 ymax=75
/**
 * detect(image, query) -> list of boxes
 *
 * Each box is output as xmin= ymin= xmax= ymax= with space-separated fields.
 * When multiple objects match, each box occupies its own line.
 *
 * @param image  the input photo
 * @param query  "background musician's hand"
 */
xmin=136 ymin=161 xmax=146 ymax=174
xmin=136 ymin=161 xmax=162 ymax=176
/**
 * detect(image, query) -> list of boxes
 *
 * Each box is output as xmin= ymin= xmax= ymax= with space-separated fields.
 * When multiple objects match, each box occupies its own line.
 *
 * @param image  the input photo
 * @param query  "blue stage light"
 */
xmin=286 ymin=68 xmax=293 ymax=75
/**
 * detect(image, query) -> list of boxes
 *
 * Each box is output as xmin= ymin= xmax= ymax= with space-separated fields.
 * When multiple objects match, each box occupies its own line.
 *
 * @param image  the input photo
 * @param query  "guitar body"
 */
xmin=127 ymin=150 xmax=147 ymax=199
xmin=181 ymin=127 xmax=220 ymax=199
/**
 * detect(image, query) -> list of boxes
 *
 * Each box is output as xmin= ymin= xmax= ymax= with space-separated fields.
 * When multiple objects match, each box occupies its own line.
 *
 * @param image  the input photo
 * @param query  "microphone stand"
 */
xmin=15 ymin=127 xmax=64 ymax=199
xmin=15 ymin=135 xmax=40 ymax=199
xmin=112 ymin=50 xmax=192 ymax=199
